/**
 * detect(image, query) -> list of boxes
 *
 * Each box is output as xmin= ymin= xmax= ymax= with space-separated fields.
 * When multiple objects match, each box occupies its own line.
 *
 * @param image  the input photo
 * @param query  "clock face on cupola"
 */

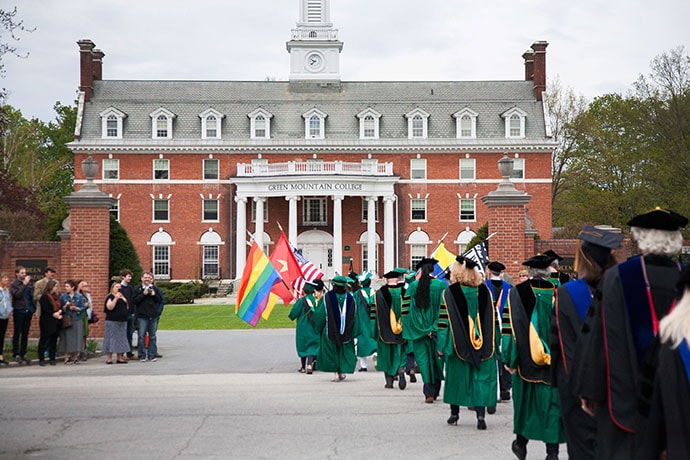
xmin=287 ymin=0 xmax=343 ymax=81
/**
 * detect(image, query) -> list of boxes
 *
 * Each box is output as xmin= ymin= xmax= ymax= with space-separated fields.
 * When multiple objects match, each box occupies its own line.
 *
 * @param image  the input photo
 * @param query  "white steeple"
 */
xmin=287 ymin=0 xmax=343 ymax=82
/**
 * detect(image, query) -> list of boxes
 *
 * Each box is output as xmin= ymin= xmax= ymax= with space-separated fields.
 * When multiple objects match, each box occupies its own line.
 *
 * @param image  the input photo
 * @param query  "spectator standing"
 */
xmin=118 ymin=269 xmax=136 ymax=359
xmin=10 ymin=266 xmax=34 ymax=365
xmin=152 ymin=277 xmax=165 ymax=359
xmin=38 ymin=279 xmax=62 ymax=366
xmin=102 ymin=282 xmax=130 ymax=364
xmin=33 ymin=267 xmax=58 ymax=319
xmin=133 ymin=271 xmax=161 ymax=362
xmin=77 ymin=280 xmax=93 ymax=361
xmin=59 ymin=280 xmax=86 ymax=364
xmin=0 ymin=272 xmax=13 ymax=366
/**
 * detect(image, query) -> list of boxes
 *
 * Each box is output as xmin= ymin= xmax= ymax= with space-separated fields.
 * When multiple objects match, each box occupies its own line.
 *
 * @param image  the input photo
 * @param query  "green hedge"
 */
xmin=157 ymin=281 xmax=209 ymax=305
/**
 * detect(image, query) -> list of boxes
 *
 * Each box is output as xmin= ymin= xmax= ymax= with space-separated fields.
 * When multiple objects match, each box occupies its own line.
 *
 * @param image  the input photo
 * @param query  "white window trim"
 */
xmin=203 ymin=158 xmax=219 ymax=181
xmin=151 ymin=194 xmax=172 ymax=223
xmin=201 ymin=194 xmax=220 ymax=223
xmin=303 ymin=197 xmax=328 ymax=225
xmin=199 ymin=108 xmax=224 ymax=140
xmin=153 ymin=158 xmax=170 ymax=181
xmin=99 ymin=107 xmax=126 ymax=139
xmin=410 ymin=198 xmax=428 ymax=222
xmin=511 ymin=157 xmax=525 ymax=180
xmin=356 ymin=108 xmax=382 ymax=140
xmin=361 ymin=198 xmax=379 ymax=222
xmin=458 ymin=197 xmax=477 ymax=222
xmin=453 ymin=108 xmax=478 ymax=139
xmin=405 ymin=108 xmax=430 ymax=139
xmin=502 ymin=107 xmax=527 ymax=139
xmin=102 ymin=158 xmax=120 ymax=181
xmin=302 ymin=108 xmax=327 ymax=139
xmin=150 ymin=107 xmax=176 ymax=139
xmin=410 ymin=158 xmax=427 ymax=180
xmin=459 ymin=158 xmax=476 ymax=181
xmin=248 ymin=108 xmax=274 ymax=139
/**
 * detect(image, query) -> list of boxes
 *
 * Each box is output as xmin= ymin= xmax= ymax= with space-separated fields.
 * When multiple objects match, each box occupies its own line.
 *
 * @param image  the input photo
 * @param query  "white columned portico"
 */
xmin=367 ymin=196 xmax=377 ymax=274
xmin=286 ymin=196 xmax=299 ymax=246
xmin=235 ymin=196 xmax=248 ymax=275
xmin=383 ymin=195 xmax=395 ymax=273
xmin=254 ymin=197 xmax=265 ymax=250
xmin=332 ymin=195 xmax=343 ymax=276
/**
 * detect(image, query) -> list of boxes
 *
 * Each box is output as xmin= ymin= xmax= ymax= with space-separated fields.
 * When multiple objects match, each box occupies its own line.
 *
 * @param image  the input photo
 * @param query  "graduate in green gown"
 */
xmin=403 ymin=258 xmax=446 ymax=403
xmin=351 ymin=271 xmax=377 ymax=372
xmin=288 ymin=279 xmax=324 ymax=374
xmin=440 ymin=256 xmax=498 ymax=430
xmin=313 ymin=276 xmax=359 ymax=382
xmin=503 ymin=254 xmax=565 ymax=460
xmin=373 ymin=269 xmax=408 ymax=389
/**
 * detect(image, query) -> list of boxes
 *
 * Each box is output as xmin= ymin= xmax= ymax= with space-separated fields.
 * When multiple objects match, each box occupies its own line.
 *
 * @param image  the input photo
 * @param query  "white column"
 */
xmin=235 ymin=195 xmax=248 ymax=276
xmin=383 ymin=195 xmax=395 ymax=273
xmin=286 ymin=196 xmax=299 ymax=247
xmin=367 ymin=196 xmax=377 ymax=274
xmin=332 ymin=195 xmax=343 ymax=276
xmin=254 ymin=197 xmax=265 ymax=250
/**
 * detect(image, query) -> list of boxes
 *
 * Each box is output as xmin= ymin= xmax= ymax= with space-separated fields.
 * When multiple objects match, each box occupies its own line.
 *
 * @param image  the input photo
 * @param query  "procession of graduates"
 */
xmin=289 ymin=207 xmax=690 ymax=460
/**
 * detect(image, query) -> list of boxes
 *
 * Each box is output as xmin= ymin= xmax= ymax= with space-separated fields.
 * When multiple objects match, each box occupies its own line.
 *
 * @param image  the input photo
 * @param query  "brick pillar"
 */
xmin=60 ymin=156 xmax=115 ymax=338
xmin=481 ymin=155 xmax=534 ymax=279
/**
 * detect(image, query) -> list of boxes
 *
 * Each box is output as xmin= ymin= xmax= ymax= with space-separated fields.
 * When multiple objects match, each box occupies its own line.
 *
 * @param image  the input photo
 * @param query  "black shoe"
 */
xmin=545 ymin=454 xmax=558 ymax=460
xmin=398 ymin=369 xmax=407 ymax=390
xmin=487 ymin=406 xmax=496 ymax=414
xmin=39 ymin=361 xmax=46 ymax=367
xmin=408 ymin=370 xmax=417 ymax=383
xmin=155 ymin=353 xmax=162 ymax=358
xmin=511 ymin=440 xmax=527 ymax=460
xmin=501 ymin=390 xmax=511 ymax=401
xmin=23 ymin=357 xmax=31 ymax=365
xmin=477 ymin=418 xmax=487 ymax=430
xmin=0 ymin=359 xmax=8 ymax=366
xmin=447 ymin=414 xmax=459 ymax=425
xmin=14 ymin=355 xmax=22 ymax=364
xmin=49 ymin=359 xmax=56 ymax=366
xmin=358 ymin=367 xmax=368 ymax=372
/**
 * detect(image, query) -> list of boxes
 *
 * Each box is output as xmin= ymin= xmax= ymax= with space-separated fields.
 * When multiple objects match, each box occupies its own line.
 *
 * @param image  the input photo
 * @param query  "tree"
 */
xmin=0 ymin=7 xmax=34 ymax=132
xmin=109 ymin=215 xmax=143 ymax=283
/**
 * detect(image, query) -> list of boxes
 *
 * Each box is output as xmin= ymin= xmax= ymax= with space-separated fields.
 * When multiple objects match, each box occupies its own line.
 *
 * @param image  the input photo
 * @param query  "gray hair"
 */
xmin=631 ymin=227 xmax=682 ymax=257
xmin=528 ymin=267 xmax=552 ymax=279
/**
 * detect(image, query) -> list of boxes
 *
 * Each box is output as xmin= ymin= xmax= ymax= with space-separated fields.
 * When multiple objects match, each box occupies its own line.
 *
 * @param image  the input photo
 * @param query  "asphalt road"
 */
xmin=0 ymin=330 xmax=557 ymax=460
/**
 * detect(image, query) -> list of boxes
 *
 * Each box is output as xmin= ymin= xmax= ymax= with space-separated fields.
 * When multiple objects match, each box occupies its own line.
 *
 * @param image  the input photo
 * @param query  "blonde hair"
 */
xmin=659 ymin=289 xmax=690 ymax=348
xmin=449 ymin=261 xmax=484 ymax=287
xmin=631 ymin=227 xmax=683 ymax=257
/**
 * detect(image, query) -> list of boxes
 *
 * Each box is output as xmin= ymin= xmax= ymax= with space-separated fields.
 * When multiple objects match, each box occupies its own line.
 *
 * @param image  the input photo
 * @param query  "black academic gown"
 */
xmin=551 ymin=279 xmax=597 ymax=460
xmin=574 ymin=254 xmax=680 ymax=460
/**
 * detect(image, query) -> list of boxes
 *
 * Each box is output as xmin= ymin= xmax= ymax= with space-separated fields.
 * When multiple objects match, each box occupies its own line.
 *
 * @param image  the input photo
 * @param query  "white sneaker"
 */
xmin=150 ymin=357 xmax=157 ymax=362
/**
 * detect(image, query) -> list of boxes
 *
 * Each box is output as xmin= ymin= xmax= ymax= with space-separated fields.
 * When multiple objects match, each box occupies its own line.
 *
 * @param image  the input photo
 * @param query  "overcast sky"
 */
xmin=3 ymin=0 xmax=689 ymax=122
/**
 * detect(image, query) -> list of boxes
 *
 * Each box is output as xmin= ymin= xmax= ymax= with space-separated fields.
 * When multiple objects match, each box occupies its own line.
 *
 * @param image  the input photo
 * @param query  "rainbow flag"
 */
xmin=236 ymin=241 xmax=282 ymax=327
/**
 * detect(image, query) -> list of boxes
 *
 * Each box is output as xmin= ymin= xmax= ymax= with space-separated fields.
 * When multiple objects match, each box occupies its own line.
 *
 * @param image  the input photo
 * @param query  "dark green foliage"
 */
xmin=109 ymin=215 xmax=143 ymax=282
xmin=156 ymin=281 xmax=209 ymax=304
xmin=465 ymin=223 xmax=489 ymax=252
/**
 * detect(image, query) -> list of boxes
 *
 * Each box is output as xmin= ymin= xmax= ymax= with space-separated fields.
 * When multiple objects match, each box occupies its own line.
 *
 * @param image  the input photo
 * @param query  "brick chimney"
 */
xmin=78 ymin=39 xmax=104 ymax=102
xmin=531 ymin=41 xmax=548 ymax=101
xmin=522 ymin=50 xmax=534 ymax=81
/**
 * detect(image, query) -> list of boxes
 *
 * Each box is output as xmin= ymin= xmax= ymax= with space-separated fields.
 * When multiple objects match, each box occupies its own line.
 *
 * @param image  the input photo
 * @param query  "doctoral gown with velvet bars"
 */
xmin=373 ymin=285 xmax=405 ymax=376
xmin=353 ymin=287 xmax=377 ymax=358
xmin=288 ymin=294 xmax=320 ymax=358
xmin=313 ymin=291 xmax=359 ymax=374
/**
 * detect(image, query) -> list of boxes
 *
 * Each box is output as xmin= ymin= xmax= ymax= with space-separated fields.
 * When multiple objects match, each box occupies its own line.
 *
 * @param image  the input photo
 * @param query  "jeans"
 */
xmin=137 ymin=316 xmax=158 ymax=360
xmin=12 ymin=311 xmax=33 ymax=357
xmin=126 ymin=315 xmax=136 ymax=357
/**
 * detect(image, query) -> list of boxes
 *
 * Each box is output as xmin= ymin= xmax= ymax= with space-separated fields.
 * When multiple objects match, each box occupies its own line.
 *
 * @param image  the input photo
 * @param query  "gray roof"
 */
xmin=78 ymin=79 xmax=550 ymax=143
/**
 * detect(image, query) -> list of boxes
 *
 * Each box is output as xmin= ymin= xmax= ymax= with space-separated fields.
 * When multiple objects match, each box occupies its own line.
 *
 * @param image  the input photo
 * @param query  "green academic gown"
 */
xmin=403 ymin=278 xmax=447 ymax=385
xmin=373 ymin=284 xmax=405 ymax=376
xmin=503 ymin=279 xmax=565 ymax=444
xmin=441 ymin=283 xmax=498 ymax=408
xmin=353 ymin=287 xmax=377 ymax=357
xmin=314 ymin=290 xmax=359 ymax=374
xmin=288 ymin=294 xmax=320 ymax=358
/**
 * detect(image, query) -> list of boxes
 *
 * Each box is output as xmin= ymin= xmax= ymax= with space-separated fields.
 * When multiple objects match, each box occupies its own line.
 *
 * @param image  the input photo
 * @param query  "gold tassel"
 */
xmin=469 ymin=315 xmax=483 ymax=350
xmin=529 ymin=322 xmax=551 ymax=366
xmin=390 ymin=309 xmax=402 ymax=334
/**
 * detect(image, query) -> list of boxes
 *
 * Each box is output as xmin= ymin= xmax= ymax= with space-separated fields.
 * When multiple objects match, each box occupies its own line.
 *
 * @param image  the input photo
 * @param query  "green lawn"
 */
xmin=158 ymin=304 xmax=295 ymax=330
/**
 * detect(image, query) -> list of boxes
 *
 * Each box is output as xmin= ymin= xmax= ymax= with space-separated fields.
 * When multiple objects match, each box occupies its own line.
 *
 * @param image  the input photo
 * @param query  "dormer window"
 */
xmin=199 ymin=108 xmax=224 ymax=139
xmin=302 ymin=108 xmax=327 ymax=139
xmin=248 ymin=108 xmax=274 ymax=139
xmin=357 ymin=108 xmax=381 ymax=139
xmin=150 ymin=108 xmax=176 ymax=139
xmin=99 ymin=107 xmax=126 ymax=139
xmin=453 ymin=108 xmax=478 ymax=138
xmin=405 ymin=108 xmax=429 ymax=139
xmin=502 ymin=107 xmax=527 ymax=138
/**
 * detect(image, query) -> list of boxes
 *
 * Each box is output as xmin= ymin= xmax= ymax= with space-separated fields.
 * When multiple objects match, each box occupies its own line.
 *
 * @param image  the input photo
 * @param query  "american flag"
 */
xmin=293 ymin=248 xmax=324 ymax=295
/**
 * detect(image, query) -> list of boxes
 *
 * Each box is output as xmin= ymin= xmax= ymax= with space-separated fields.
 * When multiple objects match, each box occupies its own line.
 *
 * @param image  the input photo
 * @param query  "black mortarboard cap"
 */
xmin=415 ymin=258 xmax=438 ymax=271
xmin=542 ymin=250 xmax=563 ymax=261
xmin=455 ymin=255 xmax=478 ymax=270
xmin=522 ymin=254 xmax=555 ymax=269
xmin=578 ymin=226 xmax=623 ymax=249
xmin=313 ymin=279 xmax=325 ymax=291
xmin=487 ymin=261 xmax=506 ymax=273
xmin=383 ymin=268 xmax=406 ymax=279
xmin=627 ymin=207 xmax=688 ymax=231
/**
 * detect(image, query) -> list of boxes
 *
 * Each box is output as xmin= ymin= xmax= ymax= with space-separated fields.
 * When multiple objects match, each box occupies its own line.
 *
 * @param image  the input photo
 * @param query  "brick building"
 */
xmin=68 ymin=0 xmax=555 ymax=282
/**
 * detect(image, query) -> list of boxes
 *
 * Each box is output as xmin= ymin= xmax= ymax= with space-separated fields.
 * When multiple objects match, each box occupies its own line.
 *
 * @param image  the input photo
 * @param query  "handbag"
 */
xmin=88 ymin=312 xmax=100 ymax=324
xmin=62 ymin=314 xmax=74 ymax=329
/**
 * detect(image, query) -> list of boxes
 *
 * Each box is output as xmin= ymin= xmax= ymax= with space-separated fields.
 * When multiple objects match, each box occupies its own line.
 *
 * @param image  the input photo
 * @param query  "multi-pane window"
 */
xmin=303 ymin=197 xmax=327 ymax=225
xmin=203 ymin=199 xmax=219 ymax=221
xmin=309 ymin=115 xmax=321 ymax=138
xmin=203 ymin=246 xmax=219 ymax=278
xmin=109 ymin=198 xmax=119 ymax=222
xmin=460 ymin=199 xmax=476 ymax=221
xmin=251 ymin=200 xmax=268 ymax=223
xmin=460 ymin=158 xmax=475 ymax=180
xmin=410 ymin=244 xmax=426 ymax=270
xmin=510 ymin=158 xmax=525 ymax=179
xmin=410 ymin=199 xmax=427 ymax=221
xmin=509 ymin=114 xmax=521 ymax=137
xmin=154 ymin=159 xmax=169 ymax=180
xmin=156 ymin=115 xmax=168 ymax=138
xmin=460 ymin=115 xmax=472 ymax=137
xmin=153 ymin=199 xmax=169 ymax=222
xmin=363 ymin=115 xmax=375 ymax=138
xmin=361 ymin=199 xmax=379 ymax=222
xmin=100 ymin=108 xmax=125 ymax=139
xmin=410 ymin=158 xmax=426 ymax=180
xmin=153 ymin=246 xmax=170 ymax=279
xmin=362 ymin=244 xmax=378 ymax=273
xmin=203 ymin=159 xmax=219 ymax=180
xmin=106 ymin=115 xmax=118 ymax=137
xmin=412 ymin=115 xmax=424 ymax=138
xmin=205 ymin=115 xmax=217 ymax=138
xmin=102 ymin=159 xmax=119 ymax=180
xmin=251 ymin=158 xmax=268 ymax=174
xmin=254 ymin=115 xmax=266 ymax=138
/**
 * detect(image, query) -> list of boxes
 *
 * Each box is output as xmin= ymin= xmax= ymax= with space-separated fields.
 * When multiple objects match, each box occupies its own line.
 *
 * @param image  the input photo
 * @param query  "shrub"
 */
xmin=157 ymin=281 xmax=210 ymax=304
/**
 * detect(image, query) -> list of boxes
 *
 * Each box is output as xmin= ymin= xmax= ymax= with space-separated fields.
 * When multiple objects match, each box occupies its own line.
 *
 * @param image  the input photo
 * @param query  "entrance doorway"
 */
xmin=296 ymin=230 xmax=334 ymax=279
